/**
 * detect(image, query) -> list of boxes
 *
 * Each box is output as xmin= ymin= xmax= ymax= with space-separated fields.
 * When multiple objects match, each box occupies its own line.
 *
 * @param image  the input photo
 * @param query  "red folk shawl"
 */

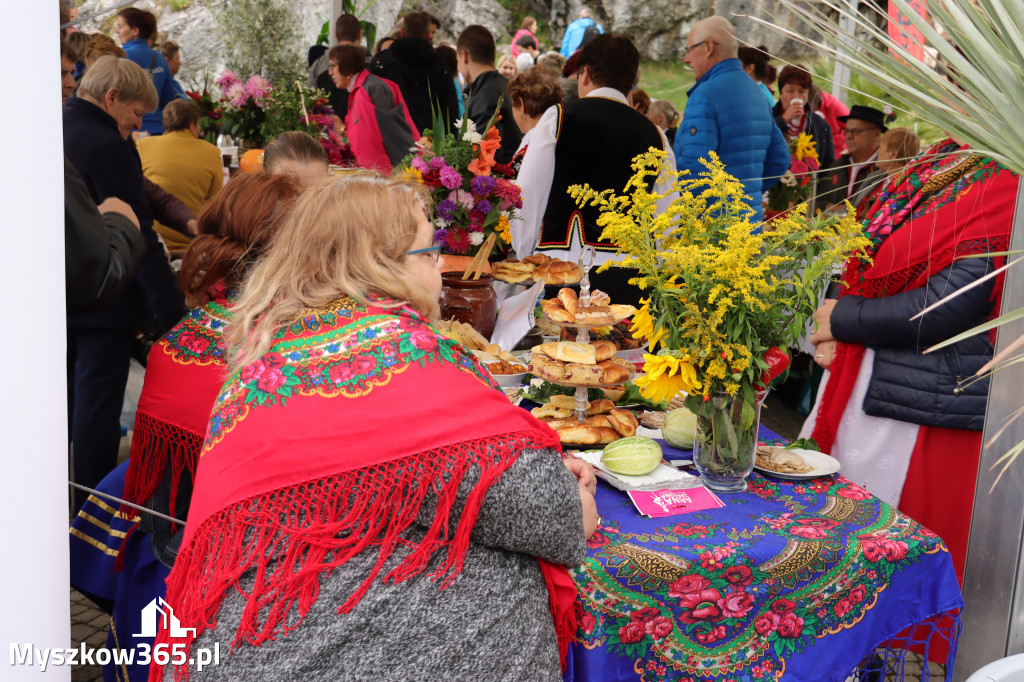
xmin=122 ymin=296 xmax=232 ymax=524
xmin=811 ymin=140 xmax=1017 ymax=453
xmin=152 ymin=297 xmax=575 ymax=681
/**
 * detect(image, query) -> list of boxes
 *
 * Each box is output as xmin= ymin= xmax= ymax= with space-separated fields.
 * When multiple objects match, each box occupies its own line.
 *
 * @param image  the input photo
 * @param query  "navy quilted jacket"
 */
xmin=674 ymin=58 xmax=790 ymax=222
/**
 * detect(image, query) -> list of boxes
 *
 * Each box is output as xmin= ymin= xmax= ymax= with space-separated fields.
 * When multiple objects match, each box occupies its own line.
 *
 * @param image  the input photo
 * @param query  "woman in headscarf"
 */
xmin=155 ymin=173 xmax=596 ymax=681
xmin=802 ymin=139 xmax=1017 ymax=583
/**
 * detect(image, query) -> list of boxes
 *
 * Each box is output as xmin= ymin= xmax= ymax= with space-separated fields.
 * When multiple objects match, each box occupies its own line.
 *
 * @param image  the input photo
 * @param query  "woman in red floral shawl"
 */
xmin=122 ymin=173 xmax=300 ymax=563
xmin=801 ymin=139 xmax=1017 ymax=582
xmin=154 ymin=174 xmax=597 ymax=682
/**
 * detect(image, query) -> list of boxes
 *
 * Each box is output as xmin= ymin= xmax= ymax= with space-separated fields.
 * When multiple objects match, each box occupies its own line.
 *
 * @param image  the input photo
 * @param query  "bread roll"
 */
xmin=494 ymin=259 xmax=533 ymax=273
xmin=543 ymin=417 xmax=581 ymax=430
xmin=548 ymin=394 xmax=580 ymax=411
xmin=608 ymin=408 xmax=639 ymax=437
xmin=557 ymin=425 xmax=602 ymax=444
xmin=523 ymin=253 xmax=551 ymax=266
xmin=539 ymin=342 xmax=560 ymax=358
xmin=583 ymin=415 xmax=611 ymax=428
xmin=557 ymin=288 xmax=578 ymax=317
xmin=545 ymin=307 xmax=574 ymax=323
xmin=601 ymin=364 xmax=631 ymax=384
xmin=603 ymin=386 xmax=626 ymax=402
xmin=564 ymin=362 xmax=604 ymax=385
xmin=541 ymin=298 xmax=563 ymax=313
xmin=574 ymin=306 xmax=615 ymax=325
xmin=595 ymin=427 xmax=620 ymax=444
xmin=552 ymin=341 xmax=597 ymax=364
xmin=586 ymin=398 xmax=615 ymax=415
xmin=599 ymin=357 xmax=633 ymax=370
xmin=608 ymin=304 xmax=637 ymax=321
xmin=588 ymin=289 xmax=611 ymax=307
xmin=532 ymin=404 xmax=572 ymax=419
xmin=591 ymin=340 xmax=617 ymax=362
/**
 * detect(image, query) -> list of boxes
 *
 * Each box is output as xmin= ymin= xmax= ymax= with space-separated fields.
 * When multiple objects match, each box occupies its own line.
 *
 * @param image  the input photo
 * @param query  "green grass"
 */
xmin=637 ymin=61 xmax=694 ymax=115
xmin=636 ymin=58 xmax=944 ymax=147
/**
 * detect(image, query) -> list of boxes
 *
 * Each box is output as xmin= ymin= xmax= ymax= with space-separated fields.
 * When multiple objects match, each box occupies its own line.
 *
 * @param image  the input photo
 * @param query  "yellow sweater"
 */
xmin=138 ymin=130 xmax=224 ymax=251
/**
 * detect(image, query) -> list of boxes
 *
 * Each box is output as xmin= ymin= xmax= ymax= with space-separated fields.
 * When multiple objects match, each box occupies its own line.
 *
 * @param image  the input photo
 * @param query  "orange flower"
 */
xmin=468 ymin=126 xmax=501 ymax=176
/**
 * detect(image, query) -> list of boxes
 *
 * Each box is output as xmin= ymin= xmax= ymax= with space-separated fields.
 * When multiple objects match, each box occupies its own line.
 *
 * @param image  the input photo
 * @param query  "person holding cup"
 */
xmin=772 ymin=64 xmax=835 ymax=169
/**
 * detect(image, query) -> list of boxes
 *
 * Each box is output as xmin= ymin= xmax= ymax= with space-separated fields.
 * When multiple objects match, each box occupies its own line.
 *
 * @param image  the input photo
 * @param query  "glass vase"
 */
xmin=692 ymin=389 xmax=769 ymax=493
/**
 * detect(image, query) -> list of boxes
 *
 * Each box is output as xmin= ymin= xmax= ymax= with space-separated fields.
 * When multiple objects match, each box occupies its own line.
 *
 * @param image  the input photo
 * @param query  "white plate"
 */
xmin=753 ymin=448 xmax=841 ymax=480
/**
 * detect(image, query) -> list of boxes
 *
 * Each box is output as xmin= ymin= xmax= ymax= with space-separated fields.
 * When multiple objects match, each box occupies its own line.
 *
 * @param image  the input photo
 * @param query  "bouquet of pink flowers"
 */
xmin=214 ymin=71 xmax=353 ymax=165
xmin=215 ymin=71 xmax=270 ymax=146
xmin=401 ymin=113 xmax=522 ymax=257
xmin=766 ymin=133 xmax=821 ymax=212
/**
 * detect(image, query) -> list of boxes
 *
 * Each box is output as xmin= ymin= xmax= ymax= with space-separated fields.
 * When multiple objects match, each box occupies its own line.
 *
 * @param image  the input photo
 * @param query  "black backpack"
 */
xmin=579 ymin=23 xmax=602 ymax=49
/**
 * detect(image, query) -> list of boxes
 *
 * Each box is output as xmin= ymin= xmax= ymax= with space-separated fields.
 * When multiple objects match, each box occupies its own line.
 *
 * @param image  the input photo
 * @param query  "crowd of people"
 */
xmin=60 ymin=1 xmax=1012 ymax=678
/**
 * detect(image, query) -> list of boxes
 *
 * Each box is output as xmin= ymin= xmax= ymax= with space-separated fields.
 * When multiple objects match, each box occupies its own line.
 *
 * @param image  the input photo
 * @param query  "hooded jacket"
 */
xmin=369 ymin=37 xmax=459 ymax=135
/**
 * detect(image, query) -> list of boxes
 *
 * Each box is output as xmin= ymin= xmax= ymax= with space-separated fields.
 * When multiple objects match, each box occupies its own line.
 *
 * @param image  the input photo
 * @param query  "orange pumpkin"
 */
xmin=239 ymin=149 xmax=264 ymax=173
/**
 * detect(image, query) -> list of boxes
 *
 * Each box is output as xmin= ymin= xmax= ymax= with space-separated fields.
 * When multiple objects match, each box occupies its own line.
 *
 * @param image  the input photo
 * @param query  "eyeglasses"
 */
xmin=407 ymin=244 xmax=442 ymax=262
xmin=328 ymin=62 xmax=339 ymax=71
xmin=683 ymin=40 xmax=709 ymax=54
xmin=844 ymin=127 xmax=880 ymax=137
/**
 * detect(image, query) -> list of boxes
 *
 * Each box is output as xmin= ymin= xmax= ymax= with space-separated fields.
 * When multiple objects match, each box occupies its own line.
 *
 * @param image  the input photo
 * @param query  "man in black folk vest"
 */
xmin=512 ymin=34 xmax=675 ymax=306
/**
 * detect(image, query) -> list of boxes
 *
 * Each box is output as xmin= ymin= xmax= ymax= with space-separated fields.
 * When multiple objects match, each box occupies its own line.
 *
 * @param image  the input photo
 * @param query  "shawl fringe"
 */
xmin=121 ymin=410 xmax=202 ymax=526
xmin=152 ymin=427 xmax=561 ymax=682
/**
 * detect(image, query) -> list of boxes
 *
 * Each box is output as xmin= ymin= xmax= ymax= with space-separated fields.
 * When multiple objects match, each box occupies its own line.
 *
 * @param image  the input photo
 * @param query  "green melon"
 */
xmin=662 ymin=407 xmax=698 ymax=449
xmin=601 ymin=436 xmax=663 ymax=476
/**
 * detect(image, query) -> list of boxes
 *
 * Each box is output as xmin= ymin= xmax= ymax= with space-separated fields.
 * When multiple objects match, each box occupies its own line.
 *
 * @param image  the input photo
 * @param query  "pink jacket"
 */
xmin=818 ymin=91 xmax=850 ymax=155
xmin=346 ymin=70 xmax=420 ymax=174
xmin=511 ymin=29 xmax=538 ymax=57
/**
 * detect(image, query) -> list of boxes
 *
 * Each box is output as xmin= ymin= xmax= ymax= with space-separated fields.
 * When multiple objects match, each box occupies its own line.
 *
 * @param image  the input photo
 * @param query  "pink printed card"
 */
xmin=627 ymin=487 xmax=725 ymax=518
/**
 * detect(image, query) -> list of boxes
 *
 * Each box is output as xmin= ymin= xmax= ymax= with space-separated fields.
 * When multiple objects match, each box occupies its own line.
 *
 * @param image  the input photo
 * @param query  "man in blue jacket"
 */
xmin=560 ymin=8 xmax=603 ymax=57
xmin=675 ymin=16 xmax=789 ymax=223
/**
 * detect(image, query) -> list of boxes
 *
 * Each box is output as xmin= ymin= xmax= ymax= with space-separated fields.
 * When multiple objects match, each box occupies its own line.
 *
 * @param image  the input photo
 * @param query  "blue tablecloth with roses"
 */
xmin=565 ymin=472 xmax=963 ymax=682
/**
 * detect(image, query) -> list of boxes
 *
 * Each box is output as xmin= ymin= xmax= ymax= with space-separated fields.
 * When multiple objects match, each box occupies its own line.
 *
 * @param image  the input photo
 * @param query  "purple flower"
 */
xmin=474 ymin=199 xmax=492 ymax=215
xmin=438 ymin=198 xmax=458 ymax=221
xmin=432 ymin=228 xmax=449 ymax=244
xmin=440 ymin=166 xmax=463 ymax=190
xmin=428 ymin=156 xmax=447 ymax=170
xmin=411 ymin=156 xmax=430 ymax=173
xmin=470 ymin=175 xmax=496 ymax=196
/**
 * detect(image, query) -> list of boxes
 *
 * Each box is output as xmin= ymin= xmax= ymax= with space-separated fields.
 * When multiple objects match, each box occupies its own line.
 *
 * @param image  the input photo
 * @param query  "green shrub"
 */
xmin=214 ymin=0 xmax=304 ymax=86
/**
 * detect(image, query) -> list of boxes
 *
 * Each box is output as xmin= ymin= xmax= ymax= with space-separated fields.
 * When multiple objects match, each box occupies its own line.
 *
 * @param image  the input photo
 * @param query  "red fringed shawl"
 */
xmin=122 ymin=296 xmax=232 ymax=524
xmin=811 ymin=141 xmax=1017 ymax=453
xmin=152 ymin=298 xmax=575 ymax=681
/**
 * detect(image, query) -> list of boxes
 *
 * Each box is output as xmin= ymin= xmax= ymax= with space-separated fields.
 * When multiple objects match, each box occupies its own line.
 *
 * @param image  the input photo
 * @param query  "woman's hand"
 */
xmin=814 ymin=339 xmax=838 ymax=369
xmin=332 ymin=115 xmax=345 ymax=134
xmin=579 ymin=482 xmax=598 ymax=540
xmin=781 ymin=99 xmax=805 ymax=124
xmin=564 ymin=457 xmax=596 ymax=496
xmin=810 ymin=299 xmax=837 ymax=345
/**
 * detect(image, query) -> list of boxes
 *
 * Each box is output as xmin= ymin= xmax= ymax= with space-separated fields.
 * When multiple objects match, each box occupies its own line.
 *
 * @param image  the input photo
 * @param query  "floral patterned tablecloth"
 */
xmin=566 ymin=471 xmax=963 ymax=682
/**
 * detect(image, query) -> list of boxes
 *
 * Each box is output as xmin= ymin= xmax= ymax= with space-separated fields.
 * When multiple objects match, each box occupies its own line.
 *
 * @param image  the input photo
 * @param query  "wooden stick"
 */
xmin=469 ymin=232 xmax=498 ymax=280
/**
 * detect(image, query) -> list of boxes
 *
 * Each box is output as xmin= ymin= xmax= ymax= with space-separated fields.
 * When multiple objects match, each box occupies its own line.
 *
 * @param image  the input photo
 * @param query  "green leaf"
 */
xmin=924 ymin=306 xmax=1024 ymax=354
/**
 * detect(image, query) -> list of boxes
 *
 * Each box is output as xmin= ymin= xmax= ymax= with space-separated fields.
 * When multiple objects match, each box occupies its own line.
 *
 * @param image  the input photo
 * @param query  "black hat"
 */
xmin=837 ymin=105 xmax=888 ymax=132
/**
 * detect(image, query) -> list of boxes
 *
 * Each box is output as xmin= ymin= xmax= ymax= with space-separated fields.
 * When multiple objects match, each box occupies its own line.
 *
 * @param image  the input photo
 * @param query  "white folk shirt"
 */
xmin=847 ymin=151 xmax=878 ymax=197
xmin=511 ymin=87 xmax=677 ymax=267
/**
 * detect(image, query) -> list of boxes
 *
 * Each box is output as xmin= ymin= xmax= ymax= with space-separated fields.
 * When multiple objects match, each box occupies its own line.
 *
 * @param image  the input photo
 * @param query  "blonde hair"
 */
xmin=78 ymin=55 xmax=158 ymax=110
xmin=228 ymin=173 xmax=436 ymax=370
xmin=648 ymin=99 xmax=679 ymax=128
xmin=880 ymin=127 xmax=921 ymax=164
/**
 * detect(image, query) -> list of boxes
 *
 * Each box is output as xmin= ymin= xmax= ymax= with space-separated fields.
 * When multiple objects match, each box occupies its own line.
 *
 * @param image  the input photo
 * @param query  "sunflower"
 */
xmin=630 ymin=300 xmax=669 ymax=350
xmin=634 ymin=353 xmax=702 ymax=403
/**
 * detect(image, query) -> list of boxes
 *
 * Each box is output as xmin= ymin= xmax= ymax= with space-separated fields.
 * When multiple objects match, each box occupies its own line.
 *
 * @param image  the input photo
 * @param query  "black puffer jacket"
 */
xmin=830 ymin=257 xmax=996 ymax=430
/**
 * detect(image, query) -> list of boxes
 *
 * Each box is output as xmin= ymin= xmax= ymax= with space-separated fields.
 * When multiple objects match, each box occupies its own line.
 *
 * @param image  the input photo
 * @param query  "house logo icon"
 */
xmin=134 ymin=598 xmax=197 ymax=638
